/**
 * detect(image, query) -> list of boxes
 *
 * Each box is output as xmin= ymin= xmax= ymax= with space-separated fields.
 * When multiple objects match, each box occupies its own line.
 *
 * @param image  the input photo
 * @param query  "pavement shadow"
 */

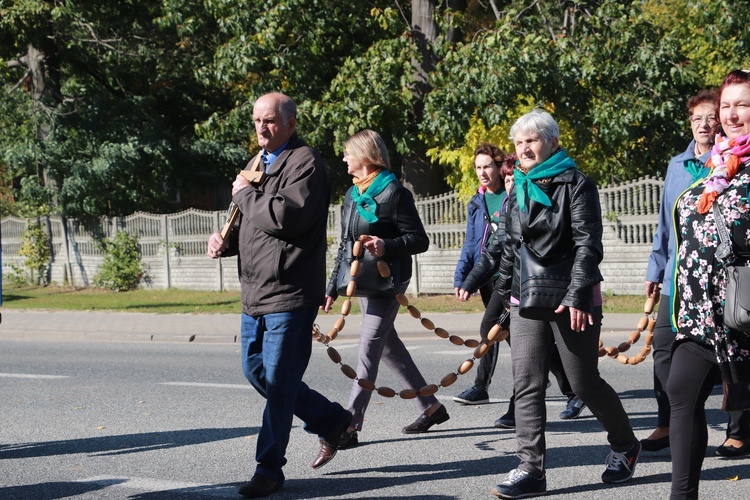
xmin=0 ymin=478 xmax=126 ymax=500
xmin=284 ymin=454 xmax=511 ymax=499
xmin=0 ymin=427 xmax=256 ymax=460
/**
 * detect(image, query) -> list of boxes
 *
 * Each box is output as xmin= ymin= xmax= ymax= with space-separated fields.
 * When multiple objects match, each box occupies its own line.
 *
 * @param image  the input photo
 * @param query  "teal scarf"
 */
xmin=513 ymin=149 xmax=578 ymax=211
xmin=683 ymin=158 xmax=709 ymax=183
xmin=351 ymin=170 xmax=398 ymax=223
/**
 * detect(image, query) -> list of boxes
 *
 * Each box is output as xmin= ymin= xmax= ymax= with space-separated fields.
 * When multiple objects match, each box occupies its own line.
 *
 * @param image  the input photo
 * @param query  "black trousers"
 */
xmin=667 ymin=344 xmax=718 ymax=499
xmin=474 ymin=283 xmax=572 ymax=400
xmin=653 ymin=299 xmax=748 ymax=438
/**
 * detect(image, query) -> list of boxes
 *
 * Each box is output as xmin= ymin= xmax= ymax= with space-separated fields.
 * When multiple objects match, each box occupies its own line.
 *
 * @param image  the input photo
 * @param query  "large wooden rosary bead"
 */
xmin=399 ymin=388 xmax=418 ymax=399
xmin=629 ymin=330 xmax=641 ymax=344
xmin=396 ymin=293 xmax=409 ymax=307
xmin=647 ymin=318 xmax=657 ymax=332
xmin=605 ymin=346 xmax=619 ymax=357
xmin=341 ymin=299 xmax=351 ymax=316
xmin=341 ymin=364 xmax=357 ymax=379
xmin=464 ymin=339 xmax=480 ymax=348
xmin=474 ymin=343 xmax=489 ymax=358
xmin=358 ymin=378 xmax=376 ymax=391
xmin=434 ymin=327 xmax=449 ymax=339
xmin=407 ymin=305 xmax=421 ymax=318
xmin=449 ymin=335 xmax=464 ymax=346
xmin=618 ymin=342 xmax=632 ymax=352
xmin=346 ymin=280 xmax=357 ymax=297
xmin=327 ymin=347 xmax=342 ymax=364
xmin=421 ymin=317 xmax=435 ymax=330
xmin=327 ymin=329 xmax=338 ymax=341
xmin=598 ymin=347 xmax=607 ymax=357
xmin=334 ymin=317 xmax=346 ymax=332
xmin=644 ymin=332 xmax=654 ymax=346
xmin=617 ymin=354 xmax=629 ymax=364
xmin=644 ymin=296 xmax=656 ymax=315
xmin=353 ymin=240 xmax=363 ymax=257
xmin=377 ymin=387 xmax=396 ymax=398
xmin=440 ymin=373 xmax=458 ymax=387
xmin=497 ymin=329 xmax=510 ymax=342
xmin=419 ymin=384 xmax=439 ymax=396
xmin=487 ymin=324 xmax=503 ymax=342
xmin=377 ymin=260 xmax=391 ymax=278
xmin=350 ymin=259 xmax=360 ymax=277
xmin=458 ymin=359 xmax=474 ymax=375
xmin=637 ymin=316 xmax=649 ymax=331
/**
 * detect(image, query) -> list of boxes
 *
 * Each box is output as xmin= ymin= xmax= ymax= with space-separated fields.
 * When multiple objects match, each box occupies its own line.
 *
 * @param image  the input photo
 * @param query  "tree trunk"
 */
xmin=7 ymin=43 xmax=62 ymax=200
xmin=402 ymin=0 xmax=451 ymax=197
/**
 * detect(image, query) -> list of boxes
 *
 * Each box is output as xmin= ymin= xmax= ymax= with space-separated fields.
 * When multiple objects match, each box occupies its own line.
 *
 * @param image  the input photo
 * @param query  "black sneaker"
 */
xmin=453 ymin=385 xmax=490 ymax=405
xmin=337 ymin=429 xmax=359 ymax=450
xmin=559 ymin=396 xmax=586 ymax=419
xmin=491 ymin=468 xmax=547 ymax=499
xmin=494 ymin=410 xmax=516 ymax=429
xmin=601 ymin=440 xmax=641 ymax=484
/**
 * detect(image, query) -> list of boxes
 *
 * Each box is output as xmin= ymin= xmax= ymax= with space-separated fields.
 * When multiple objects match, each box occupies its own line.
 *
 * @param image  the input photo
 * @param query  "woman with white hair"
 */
xmin=462 ymin=110 xmax=640 ymax=498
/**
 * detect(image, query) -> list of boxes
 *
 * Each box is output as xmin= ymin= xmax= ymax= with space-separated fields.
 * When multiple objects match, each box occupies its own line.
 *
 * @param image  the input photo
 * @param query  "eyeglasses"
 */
xmin=689 ymin=114 xmax=717 ymax=126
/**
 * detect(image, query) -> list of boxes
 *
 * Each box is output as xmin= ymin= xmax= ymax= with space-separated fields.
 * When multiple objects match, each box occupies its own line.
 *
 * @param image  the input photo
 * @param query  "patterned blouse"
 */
xmin=673 ymin=165 xmax=750 ymax=364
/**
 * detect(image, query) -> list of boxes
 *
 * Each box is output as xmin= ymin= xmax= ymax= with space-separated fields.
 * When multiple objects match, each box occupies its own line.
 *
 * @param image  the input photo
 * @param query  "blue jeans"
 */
xmin=241 ymin=307 xmax=348 ymax=483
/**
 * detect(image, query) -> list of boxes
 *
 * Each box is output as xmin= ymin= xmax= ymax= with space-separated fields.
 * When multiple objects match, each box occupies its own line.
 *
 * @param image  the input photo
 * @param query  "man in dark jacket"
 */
xmin=207 ymin=92 xmax=351 ymax=498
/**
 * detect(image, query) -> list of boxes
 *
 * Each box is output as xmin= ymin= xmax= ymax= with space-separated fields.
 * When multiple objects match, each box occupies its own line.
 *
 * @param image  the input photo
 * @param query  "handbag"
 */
xmin=518 ymin=243 xmax=574 ymax=320
xmin=711 ymin=203 xmax=750 ymax=331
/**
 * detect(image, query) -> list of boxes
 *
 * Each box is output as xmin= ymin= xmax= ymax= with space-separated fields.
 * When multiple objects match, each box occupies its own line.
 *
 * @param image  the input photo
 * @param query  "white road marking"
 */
xmin=0 ymin=372 xmax=68 ymax=379
xmin=160 ymin=382 xmax=250 ymax=389
xmin=78 ymin=476 xmax=236 ymax=497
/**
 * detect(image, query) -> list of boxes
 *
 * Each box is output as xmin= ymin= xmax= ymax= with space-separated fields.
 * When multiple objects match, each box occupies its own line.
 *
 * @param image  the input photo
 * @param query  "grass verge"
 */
xmin=0 ymin=284 xmax=647 ymax=315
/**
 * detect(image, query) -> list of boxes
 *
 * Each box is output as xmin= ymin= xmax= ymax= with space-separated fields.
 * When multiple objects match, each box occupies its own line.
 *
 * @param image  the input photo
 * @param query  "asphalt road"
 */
xmin=1 ymin=313 xmax=749 ymax=499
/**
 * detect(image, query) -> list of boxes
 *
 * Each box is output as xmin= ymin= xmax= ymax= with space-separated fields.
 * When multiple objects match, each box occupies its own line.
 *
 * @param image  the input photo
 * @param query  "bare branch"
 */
xmin=535 ymin=1 xmax=557 ymax=42
xmin=7 ymin=70 xmax=32 ymax=94
xmin=516 ymin=0 xmax=540 ymax=21
xmin=488 ymin=0 xmax=502 ymax=20
xmin=393 ymin=0 xmax=410 ymax=27
xmin=77 ymin=20 xmax=120 ymax=51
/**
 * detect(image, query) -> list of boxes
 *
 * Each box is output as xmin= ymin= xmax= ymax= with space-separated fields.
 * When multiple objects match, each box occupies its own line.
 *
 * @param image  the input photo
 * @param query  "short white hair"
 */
xmin=509 ymin=109 xmax=560 ymax=144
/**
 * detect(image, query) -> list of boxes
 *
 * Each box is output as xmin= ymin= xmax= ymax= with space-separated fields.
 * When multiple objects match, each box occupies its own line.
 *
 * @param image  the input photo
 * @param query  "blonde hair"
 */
xmin=344 ymin=129 xmax=391 ymax=170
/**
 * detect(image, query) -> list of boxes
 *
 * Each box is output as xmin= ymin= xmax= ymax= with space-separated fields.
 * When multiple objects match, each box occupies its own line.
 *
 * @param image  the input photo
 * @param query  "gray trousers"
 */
xmin=510 ymin=306 xmax=636 ymax=477
xmin=348 ymin=282 xmax=437 ymax=431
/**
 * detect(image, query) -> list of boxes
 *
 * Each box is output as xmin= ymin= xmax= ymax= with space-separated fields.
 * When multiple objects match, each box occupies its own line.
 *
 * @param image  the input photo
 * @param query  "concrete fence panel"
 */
xmin=1 ymin=176 xmax=663 ymax=296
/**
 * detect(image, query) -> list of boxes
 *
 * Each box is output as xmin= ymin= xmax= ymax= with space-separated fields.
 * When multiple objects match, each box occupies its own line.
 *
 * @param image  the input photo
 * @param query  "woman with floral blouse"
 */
xmin=668 ymin=69 xmax=750 ymax=499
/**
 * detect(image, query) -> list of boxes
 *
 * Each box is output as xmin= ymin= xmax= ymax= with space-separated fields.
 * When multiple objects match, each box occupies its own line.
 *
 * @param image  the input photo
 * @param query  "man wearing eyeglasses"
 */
xmin=642 ymin=88 xmax=750 ymax=456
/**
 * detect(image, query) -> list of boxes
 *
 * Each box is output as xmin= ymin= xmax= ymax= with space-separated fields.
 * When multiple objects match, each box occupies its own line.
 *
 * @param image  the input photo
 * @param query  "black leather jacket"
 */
xmin=461 ymin=167 xmax=603 ymax=313
xmin=326 ymin=178 xmax=429 ymax=299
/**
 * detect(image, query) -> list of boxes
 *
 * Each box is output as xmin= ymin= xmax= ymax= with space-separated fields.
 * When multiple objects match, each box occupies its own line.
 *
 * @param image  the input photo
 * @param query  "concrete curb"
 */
xmin=0 ymin=309 xmax=646 ymax=344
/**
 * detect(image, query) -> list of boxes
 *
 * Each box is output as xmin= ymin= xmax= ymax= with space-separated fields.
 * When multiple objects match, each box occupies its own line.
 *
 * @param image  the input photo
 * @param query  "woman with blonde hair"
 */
xmin=323 ymin=129 xmax=449 ymax=449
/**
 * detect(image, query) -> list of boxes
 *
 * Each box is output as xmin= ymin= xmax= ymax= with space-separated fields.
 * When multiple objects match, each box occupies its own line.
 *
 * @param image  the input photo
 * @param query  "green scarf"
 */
xmin=683 ymin=158 xmax=709 ymax=183
xmin=351 ymin=170 xmax=398 ymax=223
xmin=513 ymin=149 xmax=578 ymax=211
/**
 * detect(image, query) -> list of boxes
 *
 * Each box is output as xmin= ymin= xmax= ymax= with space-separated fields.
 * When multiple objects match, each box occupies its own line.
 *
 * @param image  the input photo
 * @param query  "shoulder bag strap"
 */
xmin=712 ymin=202 xmax=734 ymax=262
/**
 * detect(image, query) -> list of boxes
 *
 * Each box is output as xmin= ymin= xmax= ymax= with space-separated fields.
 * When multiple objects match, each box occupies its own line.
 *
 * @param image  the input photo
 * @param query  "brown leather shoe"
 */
xmin=402 ymin=405 xmax=450 ymax=434
xmin=238 ymin=473 xmax=282 ymax=498
xmin=311 ymin=438 xmax=338 ymax=469
xmin=311 ymin=413 xmax=353 ymax=469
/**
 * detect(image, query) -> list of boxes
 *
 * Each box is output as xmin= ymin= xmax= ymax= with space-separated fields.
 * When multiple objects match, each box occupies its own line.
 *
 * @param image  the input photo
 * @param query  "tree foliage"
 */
xmin=2 ymin=0 xmax=749 ymax=215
